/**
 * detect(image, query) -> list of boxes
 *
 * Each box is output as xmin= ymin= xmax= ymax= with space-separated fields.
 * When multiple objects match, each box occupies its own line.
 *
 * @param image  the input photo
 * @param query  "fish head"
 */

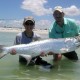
xmin=75 ymin=35 xmax=80 ymax=48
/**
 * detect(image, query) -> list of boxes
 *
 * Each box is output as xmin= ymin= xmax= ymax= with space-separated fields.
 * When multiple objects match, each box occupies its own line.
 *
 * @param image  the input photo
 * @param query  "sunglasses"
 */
xmin=24 ymin=23 xmax=34 ymax=29
xmin=25 ymin=23 xmax=34 ymax=26
xmin=24 ymin=21 xmax=34 ymax=26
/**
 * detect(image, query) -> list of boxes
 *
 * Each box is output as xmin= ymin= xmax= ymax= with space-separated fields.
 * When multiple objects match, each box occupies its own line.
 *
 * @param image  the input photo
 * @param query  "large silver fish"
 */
xmin=0 ymin=36 xmax=80 ymax=59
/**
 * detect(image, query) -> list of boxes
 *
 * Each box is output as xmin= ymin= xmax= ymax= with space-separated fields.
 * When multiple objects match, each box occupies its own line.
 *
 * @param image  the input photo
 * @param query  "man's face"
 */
xmin=24 ymin=20 xmax=35 ymax=32
xmin=53 ymin=10 xmax=64 ymax=23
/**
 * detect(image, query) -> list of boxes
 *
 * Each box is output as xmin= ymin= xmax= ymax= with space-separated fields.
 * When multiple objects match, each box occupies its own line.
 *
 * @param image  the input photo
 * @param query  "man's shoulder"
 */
xmin=33 ymin=32 xmax=41 ymax=37
xmin=65 ymin=18 xmax=75 ymax=23
xmin=49 ymin=21 xmax=56 ymax=31
xmin=33 ymin=32 xmax=41 ymax=40
xmin=16 ymin=32 xmax=23 ymax=37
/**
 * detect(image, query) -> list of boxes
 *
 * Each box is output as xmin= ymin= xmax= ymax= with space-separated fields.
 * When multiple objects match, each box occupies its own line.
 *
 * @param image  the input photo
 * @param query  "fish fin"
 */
xmin=20 ymin=54 xmax=32 ymax=66
xmin=60 ymin=48 xmax=69 ymax=53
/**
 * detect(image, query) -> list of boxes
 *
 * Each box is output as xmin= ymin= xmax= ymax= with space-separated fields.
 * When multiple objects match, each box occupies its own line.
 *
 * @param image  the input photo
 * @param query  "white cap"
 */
xmin=54 ymin=6 xmax=63 ymax=13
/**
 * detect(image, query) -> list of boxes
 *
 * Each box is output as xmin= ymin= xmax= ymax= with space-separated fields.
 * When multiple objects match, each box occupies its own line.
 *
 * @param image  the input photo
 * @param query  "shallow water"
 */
xmin=0 ymin=32 xmax=80 ymax=80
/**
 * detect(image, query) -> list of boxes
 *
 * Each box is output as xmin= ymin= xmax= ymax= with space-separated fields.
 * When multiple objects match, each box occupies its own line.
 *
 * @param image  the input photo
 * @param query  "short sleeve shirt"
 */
xmin=14 ymin=31 xmax=41 ymax=45
xmin=49 ymin=18 xmax=80 ymax=38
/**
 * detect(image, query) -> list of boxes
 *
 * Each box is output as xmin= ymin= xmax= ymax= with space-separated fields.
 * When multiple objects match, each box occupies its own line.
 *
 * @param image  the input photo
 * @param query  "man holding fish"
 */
xmin=11 ymin=16 xmax=53 ymax=68
xmin=2 ymin=6 xmax=80 ymax=68
xmin=49 ymin=6 xmax=80 ymax=62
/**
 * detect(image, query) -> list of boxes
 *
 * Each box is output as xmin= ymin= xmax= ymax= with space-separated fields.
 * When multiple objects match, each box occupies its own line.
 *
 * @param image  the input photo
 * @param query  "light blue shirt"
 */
xmin=49 ymin=18 xmax=80 ymax=38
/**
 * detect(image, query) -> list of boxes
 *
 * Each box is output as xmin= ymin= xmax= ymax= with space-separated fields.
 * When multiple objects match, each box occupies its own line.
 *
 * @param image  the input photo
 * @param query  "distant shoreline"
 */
xmin=0 ymin=28 xmax=48 ymax=35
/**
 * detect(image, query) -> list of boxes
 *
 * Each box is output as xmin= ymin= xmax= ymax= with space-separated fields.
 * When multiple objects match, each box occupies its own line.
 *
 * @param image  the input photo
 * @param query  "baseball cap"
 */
xmin=53 ymin=6 xmax=63 ymax=13
xmin=23 ymin=16 xmax=35 ymax=24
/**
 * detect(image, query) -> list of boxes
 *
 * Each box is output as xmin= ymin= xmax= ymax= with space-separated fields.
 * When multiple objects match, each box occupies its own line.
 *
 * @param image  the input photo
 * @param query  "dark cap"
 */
xmin=23 ymin=16 xmax=35 ymax=24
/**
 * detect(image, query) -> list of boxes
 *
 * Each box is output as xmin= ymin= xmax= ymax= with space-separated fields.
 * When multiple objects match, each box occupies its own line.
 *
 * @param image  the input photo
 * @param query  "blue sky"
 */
xmin=0 ymin=0 xmax=80 ymax=29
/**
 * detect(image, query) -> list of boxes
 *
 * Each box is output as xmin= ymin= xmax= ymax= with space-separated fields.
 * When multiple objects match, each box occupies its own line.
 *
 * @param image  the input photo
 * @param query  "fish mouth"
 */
xmin=75 ymin=35 xmax=80 ymax=47
xmin=75 ymin=35 xmax=80 ymax=42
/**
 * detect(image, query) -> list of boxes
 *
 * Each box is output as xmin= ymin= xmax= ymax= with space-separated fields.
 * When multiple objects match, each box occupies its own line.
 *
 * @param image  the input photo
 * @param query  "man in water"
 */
xmin=49 ymin=6 xmax=80 ymax=62
xmin=11 ymin=16 xmax=53 ymax=68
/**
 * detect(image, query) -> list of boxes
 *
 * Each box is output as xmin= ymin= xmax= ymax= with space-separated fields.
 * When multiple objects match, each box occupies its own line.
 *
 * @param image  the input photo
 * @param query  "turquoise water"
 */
xmin=0 ymin=32 xmax=80 ymax=80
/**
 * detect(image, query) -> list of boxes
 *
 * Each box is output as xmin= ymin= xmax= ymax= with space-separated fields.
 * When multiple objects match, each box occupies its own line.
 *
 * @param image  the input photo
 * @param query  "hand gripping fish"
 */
xmin=0 ymin=36 xmax=80 ymax=59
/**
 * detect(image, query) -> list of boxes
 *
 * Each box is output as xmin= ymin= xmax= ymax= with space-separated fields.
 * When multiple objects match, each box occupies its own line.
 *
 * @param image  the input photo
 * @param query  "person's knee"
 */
xmin=62 ymin=51 xmax=78 ymax=61
xmin=53 ymin=54 xmax=62 ymax=61
xmin=19 ymin=55 xmax=27 ymax=65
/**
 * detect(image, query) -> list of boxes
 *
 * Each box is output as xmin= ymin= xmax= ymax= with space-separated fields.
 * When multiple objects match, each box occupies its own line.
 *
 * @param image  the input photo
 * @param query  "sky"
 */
xmin=0 ymin=0 xmax=80 ymax=29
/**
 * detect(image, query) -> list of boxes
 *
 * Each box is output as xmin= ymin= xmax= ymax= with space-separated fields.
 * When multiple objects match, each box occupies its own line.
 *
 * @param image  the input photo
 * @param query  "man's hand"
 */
xmin=10 ymin=48 xmax=16 ymax=55
xmin=39 ymin=51 xmax=47 ymax=57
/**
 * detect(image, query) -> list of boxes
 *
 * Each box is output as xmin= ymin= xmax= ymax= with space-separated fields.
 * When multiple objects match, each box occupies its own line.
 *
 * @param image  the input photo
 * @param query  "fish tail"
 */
xmin=0 ymin=45 xmax=7 ymax=59
xmin=0 ymin=51 xmax=7 ymax=59
xmin=0 ymin=45 xmax=4 ymax=53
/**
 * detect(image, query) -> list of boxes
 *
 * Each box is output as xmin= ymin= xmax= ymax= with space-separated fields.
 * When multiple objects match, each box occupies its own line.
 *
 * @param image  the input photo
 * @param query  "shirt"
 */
xmin=14 ymin=31 xmax=41 ymax=45
xmin=49 ymin=18 xmax=80 ymax=38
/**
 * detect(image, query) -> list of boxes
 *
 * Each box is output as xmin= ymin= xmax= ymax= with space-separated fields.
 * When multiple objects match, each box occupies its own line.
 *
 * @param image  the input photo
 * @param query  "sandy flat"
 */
xmin=0 ymin=28 xmax=48 ymax=35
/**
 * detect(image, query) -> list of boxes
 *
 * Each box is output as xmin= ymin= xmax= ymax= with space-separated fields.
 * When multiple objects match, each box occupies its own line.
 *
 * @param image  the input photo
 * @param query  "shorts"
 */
xmin=19 ymin=55 xmax=53 ymax=68
xmin=62 ymin=51 xmax=78 ymax=61
xmin=34 ymin=56 xmax=51 ymax=66
xmin=19 ymin=55 xmax=28 ymax=65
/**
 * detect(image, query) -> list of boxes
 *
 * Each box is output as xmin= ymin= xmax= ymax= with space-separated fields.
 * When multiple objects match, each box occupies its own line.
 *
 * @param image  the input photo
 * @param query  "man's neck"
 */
xmin=24 ymin=31 xmax=33 ymax=38
xmin=56 ymin=19 xmax=64 ymax=27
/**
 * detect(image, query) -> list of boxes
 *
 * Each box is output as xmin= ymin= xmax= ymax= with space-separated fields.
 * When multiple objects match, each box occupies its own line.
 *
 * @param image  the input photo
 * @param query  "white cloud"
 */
xmin=0 ymin=20 xmax=7 ymax=27
xmin=0 ymin=16 xmax=52 ymax=29
xmin=63 ymin=5 xmax=80 ymax=16
xmin=8 ymin=20 xmax=23 ymax=28
xmin=0 ymin=20 xmax=23 ymax=28
xmin=0 ymin=19 xmax=80 ymax=29
xmin=0 ymin=19 xmax=52 ymax=29
xmin=36 ymin=19 xmax=51 ymax=29
xmin=76 ymin=20 xmax=80 ymax=25
xmin=21 ymin=0 xmax=52 ymax=16
xmin=21 ymin=1 xmax=80 ymax=16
